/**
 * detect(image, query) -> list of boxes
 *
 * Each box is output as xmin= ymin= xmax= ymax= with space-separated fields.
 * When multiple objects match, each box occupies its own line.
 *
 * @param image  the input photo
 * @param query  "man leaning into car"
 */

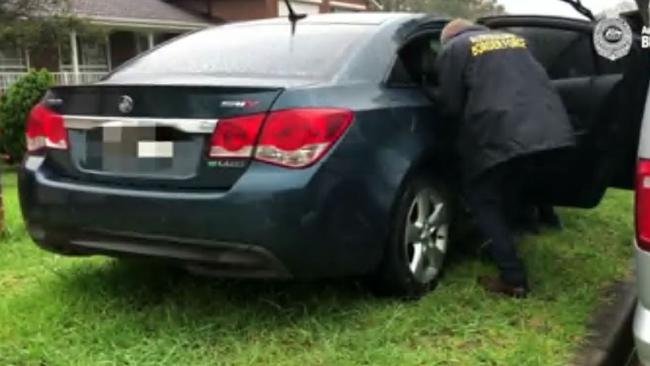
xmin=435 ymin=19 xmax=576 ymax=298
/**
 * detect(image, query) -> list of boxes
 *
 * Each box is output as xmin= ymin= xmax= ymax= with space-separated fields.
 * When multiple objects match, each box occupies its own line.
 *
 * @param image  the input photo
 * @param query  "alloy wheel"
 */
xmin=404 ymin=187 xmax=449 ymax=285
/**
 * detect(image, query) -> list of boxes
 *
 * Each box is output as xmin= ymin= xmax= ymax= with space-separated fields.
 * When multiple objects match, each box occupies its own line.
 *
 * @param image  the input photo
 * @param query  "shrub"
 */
xmin=0 ymin=70 xmax=54 ymax=163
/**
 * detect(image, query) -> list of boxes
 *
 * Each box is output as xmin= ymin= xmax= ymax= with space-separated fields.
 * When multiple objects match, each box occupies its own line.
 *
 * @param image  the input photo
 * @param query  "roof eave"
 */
xmin=84 ymin=15 xmax=215 ymax=31
xmin=329 ymin=1 xmax=367 ymax=10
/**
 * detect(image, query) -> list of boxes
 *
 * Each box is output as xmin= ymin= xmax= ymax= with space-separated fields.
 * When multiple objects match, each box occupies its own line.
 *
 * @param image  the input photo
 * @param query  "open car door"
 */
xmin=478 ymin=8 xmax=650 ymax=208
xmin=637 ymin=0 xmax=649 ymax=24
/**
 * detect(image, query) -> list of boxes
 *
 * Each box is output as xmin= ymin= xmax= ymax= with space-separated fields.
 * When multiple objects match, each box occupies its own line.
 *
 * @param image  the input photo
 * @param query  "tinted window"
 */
xmin=505 ymin=27 xmax=596 ymax=79
xmin=388 ymin=35 xmax=440 ymax=88
xmin=111 ymin=24 xmax=372 ymax=80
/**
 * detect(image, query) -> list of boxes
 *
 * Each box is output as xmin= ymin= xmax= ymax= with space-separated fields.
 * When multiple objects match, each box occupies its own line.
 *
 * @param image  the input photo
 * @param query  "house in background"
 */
xmin=174 ymin=0 xmax=371 ymax=20
xmin=0 ymin=0 xmax=371 ymax=92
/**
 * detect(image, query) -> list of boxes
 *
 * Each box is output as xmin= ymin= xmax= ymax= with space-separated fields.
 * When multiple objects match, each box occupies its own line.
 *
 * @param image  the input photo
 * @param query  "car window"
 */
xmin=388 ymin=34 xmax=441 ymax=89
xmin=504 ymin=26 xmax=596 ymax=79
xmin=109 ymin=24 xmax=373 ymax=81
xmin=387 ymin=58 xmax=417 ymax=87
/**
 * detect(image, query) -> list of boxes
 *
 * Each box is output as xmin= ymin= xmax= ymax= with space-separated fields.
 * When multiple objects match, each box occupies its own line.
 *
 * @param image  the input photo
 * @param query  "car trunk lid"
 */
xmin=45 ymin=85 xmax=283 ymax=190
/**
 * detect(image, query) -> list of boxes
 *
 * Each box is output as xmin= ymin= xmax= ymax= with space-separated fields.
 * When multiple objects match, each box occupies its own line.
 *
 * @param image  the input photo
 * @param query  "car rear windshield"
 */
xmin=110 ymin=24 xmax=373 ymax=81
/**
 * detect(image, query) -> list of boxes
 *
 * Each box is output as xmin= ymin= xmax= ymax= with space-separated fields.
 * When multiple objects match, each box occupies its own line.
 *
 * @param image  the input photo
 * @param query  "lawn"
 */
xmin=0 ymin=172 xmax=635 ymax=366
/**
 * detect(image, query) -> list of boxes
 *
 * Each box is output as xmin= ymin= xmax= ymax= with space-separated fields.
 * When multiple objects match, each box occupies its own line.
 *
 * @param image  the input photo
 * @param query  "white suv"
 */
xmin=633 ymin=3 xmax=650 ymax=365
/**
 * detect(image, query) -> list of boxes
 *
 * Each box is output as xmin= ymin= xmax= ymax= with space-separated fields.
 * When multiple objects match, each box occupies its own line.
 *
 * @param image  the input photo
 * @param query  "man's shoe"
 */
xmin=478 ymin=276 xmax=528 ymax=299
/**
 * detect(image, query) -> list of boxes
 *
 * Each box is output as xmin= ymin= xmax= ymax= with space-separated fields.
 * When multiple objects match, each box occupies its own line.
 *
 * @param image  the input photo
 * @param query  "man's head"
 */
xmin=440 ymin=18 xmax=475 ymax=45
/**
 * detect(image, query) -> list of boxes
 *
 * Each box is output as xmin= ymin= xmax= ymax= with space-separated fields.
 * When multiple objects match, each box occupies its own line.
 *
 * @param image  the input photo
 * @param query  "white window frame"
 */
xmin=330 ymin=1 xmax=367 ymax=11
xmin=0 ymin=44 xmax=29 ymax=72
xmin=59 ymin=35 xmax=110 ymax=73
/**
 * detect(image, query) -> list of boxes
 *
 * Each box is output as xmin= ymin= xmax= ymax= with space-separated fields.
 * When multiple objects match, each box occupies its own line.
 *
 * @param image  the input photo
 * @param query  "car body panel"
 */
xmin=635 ymin=43 xmax=650 ymax=366
xmin=637 ymin=244 xmax=650 ymax=366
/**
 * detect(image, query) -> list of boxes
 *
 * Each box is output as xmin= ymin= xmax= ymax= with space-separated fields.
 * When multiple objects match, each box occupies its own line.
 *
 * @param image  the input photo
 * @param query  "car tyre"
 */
xmin=371 ymin=175 xmax=452 ymax=300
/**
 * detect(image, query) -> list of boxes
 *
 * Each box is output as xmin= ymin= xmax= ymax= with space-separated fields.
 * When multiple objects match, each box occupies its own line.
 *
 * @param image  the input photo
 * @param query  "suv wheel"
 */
xmin=372 ymin=176 xmax=452 ymax=299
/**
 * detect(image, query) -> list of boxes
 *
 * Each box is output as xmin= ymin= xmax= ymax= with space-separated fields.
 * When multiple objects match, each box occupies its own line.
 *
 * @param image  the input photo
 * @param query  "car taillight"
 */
xmin=25 ymin=103 xmax=67 ymax=153
xmin=208 ymin=108 xmax=354 ymax=168
xmin=255 ymin=108 xmax=354 ymax=168
xmin=209 ymin=113 xmax=266 ymax=159
xmin=636 ymin=159 xmax=650 ymax=251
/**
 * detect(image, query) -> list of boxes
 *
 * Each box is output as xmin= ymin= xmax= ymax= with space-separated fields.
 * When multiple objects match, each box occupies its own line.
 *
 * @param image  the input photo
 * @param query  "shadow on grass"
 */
xmin=46 ymin=251 xmax=481 ymax=327
xmin=54 ymin=258 xmax=384 ymax=323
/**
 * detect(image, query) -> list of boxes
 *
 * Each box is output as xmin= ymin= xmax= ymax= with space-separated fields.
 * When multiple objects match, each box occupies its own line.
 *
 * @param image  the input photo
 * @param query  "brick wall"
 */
xmin=172 ymin=0 xmax=213 ymax=17
xmin=206 ymin=0 xmax=277 ymax=21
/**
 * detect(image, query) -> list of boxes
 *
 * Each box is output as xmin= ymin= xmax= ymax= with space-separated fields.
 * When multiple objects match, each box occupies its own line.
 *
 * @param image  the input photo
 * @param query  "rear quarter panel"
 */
xmin=271 ymin=83 xmax=454 ymax=269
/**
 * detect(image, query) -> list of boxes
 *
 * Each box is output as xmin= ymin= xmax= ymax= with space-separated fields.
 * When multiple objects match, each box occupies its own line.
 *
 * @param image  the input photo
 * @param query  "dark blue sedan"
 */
xmin=18 ymin=12 xmax=647 ymax=298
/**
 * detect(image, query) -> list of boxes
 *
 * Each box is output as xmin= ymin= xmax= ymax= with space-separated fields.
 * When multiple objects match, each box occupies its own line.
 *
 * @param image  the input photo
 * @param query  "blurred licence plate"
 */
xmin=137 ymin=141 xmax=174 ymax=158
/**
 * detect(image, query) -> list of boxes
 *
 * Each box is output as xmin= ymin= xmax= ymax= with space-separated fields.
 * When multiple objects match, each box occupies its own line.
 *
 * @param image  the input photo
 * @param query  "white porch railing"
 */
xmin=52 ymin=72 xmax=106 ymax=86
xmin=0 ymin=72 xmax=106 ymax=93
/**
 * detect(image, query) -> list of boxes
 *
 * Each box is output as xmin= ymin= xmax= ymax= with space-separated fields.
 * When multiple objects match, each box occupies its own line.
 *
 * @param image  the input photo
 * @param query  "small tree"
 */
xmin=0 ymin=70 xmax=53 ymax=236
xmin=0 ymin=70 xmax=54 ymax=163
xmin=0 ymin=0 xmax=102 ymax=51
xmin=0 ymin=1 xmax=96 ymax=236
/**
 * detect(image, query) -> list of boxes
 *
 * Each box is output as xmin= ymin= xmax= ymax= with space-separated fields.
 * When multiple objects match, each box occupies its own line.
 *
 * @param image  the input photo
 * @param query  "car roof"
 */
xmin=228 ymin=12 xmax=423 ymax=27
xmin=479 ymin=15 xmax=592 ymax=25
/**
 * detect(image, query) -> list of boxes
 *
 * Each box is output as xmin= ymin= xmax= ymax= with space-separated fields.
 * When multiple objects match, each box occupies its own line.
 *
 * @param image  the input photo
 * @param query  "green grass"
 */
xmin=0 ymin=173 xmax=635 ymax=366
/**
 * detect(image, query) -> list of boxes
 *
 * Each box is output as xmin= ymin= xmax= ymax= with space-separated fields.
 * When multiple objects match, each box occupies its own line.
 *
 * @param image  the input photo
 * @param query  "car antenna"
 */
xmin=283 ymin=0 xmax=307 ymax=35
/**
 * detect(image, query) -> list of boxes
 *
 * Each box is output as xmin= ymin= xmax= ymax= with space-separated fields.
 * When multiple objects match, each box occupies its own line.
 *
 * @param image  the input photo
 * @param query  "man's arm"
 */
xmin=435 ymin=42 xmax=467 ymax=118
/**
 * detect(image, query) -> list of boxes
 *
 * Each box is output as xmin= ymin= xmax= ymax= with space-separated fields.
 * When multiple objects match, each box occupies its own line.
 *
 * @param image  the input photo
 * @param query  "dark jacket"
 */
xmin=436 ymin=25 xmax=576 ymax=181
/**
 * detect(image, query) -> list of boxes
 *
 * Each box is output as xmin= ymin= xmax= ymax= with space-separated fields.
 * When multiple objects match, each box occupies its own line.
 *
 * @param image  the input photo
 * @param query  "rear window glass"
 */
xmin=111 ymin=24 xmax=373 ymax=80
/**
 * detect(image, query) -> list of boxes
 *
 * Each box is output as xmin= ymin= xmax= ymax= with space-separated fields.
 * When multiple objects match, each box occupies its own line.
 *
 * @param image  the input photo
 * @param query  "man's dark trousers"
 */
xmin=465 ymin=160 xmax=528 ymax=288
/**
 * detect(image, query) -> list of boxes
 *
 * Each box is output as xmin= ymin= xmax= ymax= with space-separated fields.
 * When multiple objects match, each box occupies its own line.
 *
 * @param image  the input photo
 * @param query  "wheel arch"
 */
xmin=374 ymin=147 xmax=458 ymax=261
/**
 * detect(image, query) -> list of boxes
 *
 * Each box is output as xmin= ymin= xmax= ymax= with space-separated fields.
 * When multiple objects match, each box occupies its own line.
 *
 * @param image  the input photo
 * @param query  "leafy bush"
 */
xmin=0 ymin=69 xmax=54 ymax=163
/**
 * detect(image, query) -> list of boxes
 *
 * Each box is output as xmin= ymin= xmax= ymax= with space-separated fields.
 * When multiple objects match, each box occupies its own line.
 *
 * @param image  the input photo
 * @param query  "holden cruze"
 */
xmin=19 ymin=11 xmax=648 ymax=298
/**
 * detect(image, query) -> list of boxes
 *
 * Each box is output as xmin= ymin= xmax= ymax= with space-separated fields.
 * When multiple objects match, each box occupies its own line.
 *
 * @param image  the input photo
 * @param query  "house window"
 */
xmin=135 ymin=34 xmax=150 ymax=53
xmin=0 ymin=44 xmax=28 ymax=72
xmin=80 ymin=40 xmax=109 ymax=71
xmin=331 ymin=7 xmax=361 ymax=12
xmin=154 ymin=33 xmax=181 ymax=46
xmin=60 ymin=36 xmax=109 ymax=72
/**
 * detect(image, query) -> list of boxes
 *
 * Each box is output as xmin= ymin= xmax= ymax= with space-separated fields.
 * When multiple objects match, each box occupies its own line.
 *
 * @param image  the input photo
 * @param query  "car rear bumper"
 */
xmin=19 ymin=157 xmax=391 ymax=279
xmin=635 ymin=243 xmax=650 ymax=366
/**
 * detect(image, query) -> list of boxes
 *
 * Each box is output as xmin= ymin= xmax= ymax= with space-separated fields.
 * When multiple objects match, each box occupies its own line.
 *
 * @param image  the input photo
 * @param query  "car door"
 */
xmin=479 ymin=14 xmax=650 ymax=208
xmin=384 ymin=21 xmax=460 ymax=173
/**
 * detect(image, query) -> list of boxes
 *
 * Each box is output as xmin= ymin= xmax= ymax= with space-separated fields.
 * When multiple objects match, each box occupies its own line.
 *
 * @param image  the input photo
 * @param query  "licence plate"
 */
xmin=137 ymin=141 xmax=174 ymax=158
